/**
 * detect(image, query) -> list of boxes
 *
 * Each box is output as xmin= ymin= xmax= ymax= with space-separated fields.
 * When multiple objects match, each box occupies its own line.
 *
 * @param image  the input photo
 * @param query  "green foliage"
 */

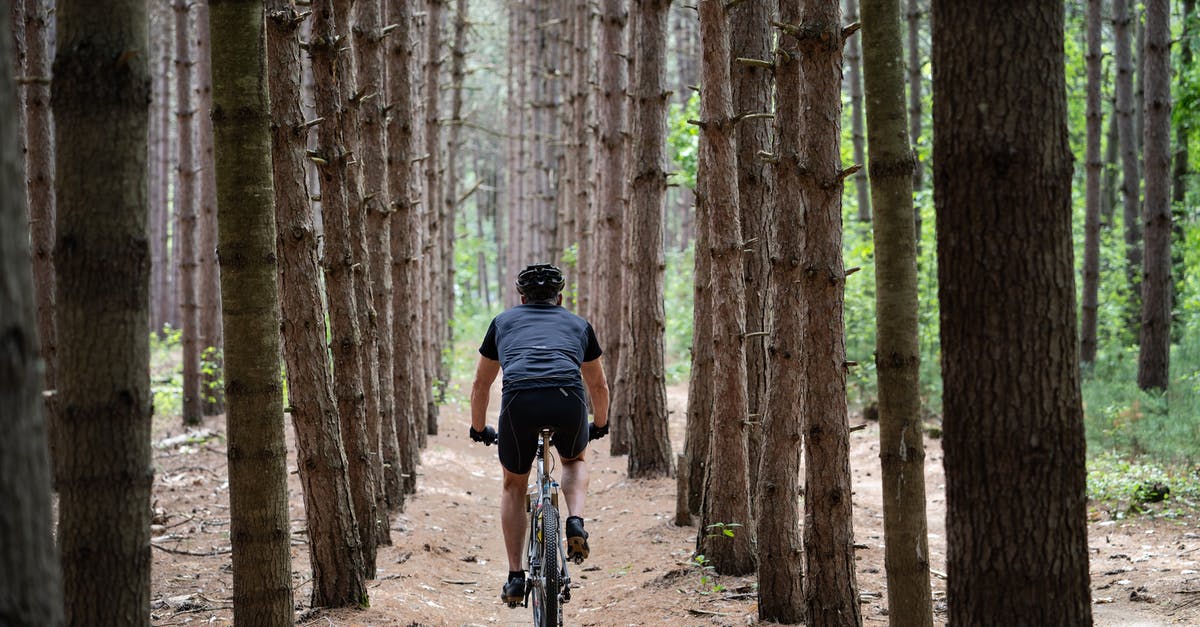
xmin=667 ymin=93 xmax=700 ymax=190
xmin=150 ymin=327 xmax=182 ymax=419
xmin=1087 ymin=452 xmax=1200 ymax=518
xmin=689 ymin=553 xmax=725 ymax=594
xmin=200 ymin=346 xmax=223 ymax=405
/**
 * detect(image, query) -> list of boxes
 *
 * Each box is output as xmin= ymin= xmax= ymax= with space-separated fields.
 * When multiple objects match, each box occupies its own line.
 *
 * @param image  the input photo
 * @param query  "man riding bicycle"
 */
xmin=468 ymin=263 xmax=610 ymax=605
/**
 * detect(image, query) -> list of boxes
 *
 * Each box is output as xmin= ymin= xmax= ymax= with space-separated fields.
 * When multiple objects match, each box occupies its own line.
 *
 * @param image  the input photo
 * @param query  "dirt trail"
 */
xmin=149 ymin=385 xmax=1200 ymax=626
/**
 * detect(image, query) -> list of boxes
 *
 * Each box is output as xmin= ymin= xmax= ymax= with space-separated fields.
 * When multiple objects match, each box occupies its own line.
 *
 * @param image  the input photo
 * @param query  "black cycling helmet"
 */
xmin=515 ymin=263 xmax=565 ymax=300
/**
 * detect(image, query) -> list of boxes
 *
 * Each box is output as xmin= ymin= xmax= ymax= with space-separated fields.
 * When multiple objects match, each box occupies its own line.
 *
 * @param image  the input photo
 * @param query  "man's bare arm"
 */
xmin=581 ymin=358 xmax=609 ymax=428
xmin=470 ymin=356 xmax=501 ymax=431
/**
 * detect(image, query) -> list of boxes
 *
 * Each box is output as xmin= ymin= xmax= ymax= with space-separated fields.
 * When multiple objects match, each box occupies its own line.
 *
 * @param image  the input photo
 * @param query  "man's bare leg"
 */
xmin=560 ymin=456 xmax=588 ymax=517
xmin=501 ymin=469 xmax=530 ymax=572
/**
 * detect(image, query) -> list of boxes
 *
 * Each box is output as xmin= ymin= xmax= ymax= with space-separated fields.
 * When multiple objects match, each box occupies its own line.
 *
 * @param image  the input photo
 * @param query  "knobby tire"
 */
xmin=533 ymin=504 xmax=560 ymax=627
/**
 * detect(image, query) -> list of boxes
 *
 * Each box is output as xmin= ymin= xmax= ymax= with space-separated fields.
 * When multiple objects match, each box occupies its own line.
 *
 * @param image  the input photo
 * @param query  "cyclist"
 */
xmin=468 ymin=263 xmax=610 ymax=605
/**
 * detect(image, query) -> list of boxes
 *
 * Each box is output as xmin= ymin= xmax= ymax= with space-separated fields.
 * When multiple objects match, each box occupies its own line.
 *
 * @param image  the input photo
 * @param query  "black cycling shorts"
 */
xmin=497 ymin=386 xmax=589 ymax=474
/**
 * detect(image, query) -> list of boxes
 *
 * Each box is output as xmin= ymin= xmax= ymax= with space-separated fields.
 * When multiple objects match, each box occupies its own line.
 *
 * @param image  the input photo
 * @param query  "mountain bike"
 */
xmin=514 ymin=428 xmax=577 ymax=627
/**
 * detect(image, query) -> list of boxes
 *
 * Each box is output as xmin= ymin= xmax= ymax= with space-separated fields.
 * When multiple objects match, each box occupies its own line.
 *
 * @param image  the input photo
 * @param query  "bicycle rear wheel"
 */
xmin=532 ymin=504 xmax=560 ymax=627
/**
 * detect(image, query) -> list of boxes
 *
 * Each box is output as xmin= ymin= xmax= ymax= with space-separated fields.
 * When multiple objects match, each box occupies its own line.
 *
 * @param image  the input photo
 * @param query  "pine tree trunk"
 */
xmin=906 ymin=0 xmax=922 ymax=250
xmin=684 ymin=150 xmax=713 ymax=518
xmin=387 ymin=0 xmax=424 ymax=495
xmin=793 ymin=3 xmax=862 ymax=624
xmin=208 ymin=2 xmax=296 ymax=622
xmin=265 ymin=1 xmax=368 ymax=607
xmin=695 ymin=0 xmax=753 ymax=573
xmin=1173 ymin=0 xmax=1194 ymax=307
xmin=596 ymin=0 xmax=628 ymax=455
xmin=311 ymin=0 xmax=380 ymax=579
xmin=933 ymin=2 xmax=1093 ymax=623
xmin=1081 ymin=0 xmax=1103 ymax=366
xmin=176 ymin=0 xmax=202 ymax=426
xmin=570 ymin=0 xmax=593 ymax=317
xmin=442 ymin=0 xmax=466 ymax=383
xmin=195 ymin=0 xmax=224 ymax=417
xmin=1102 ymin=96 xmax=1119 ymax=227
xmin=845 ymin=0 xmax=870 ymax=222
xmin=1137 ymin=0 xmax=1171 ymax=391
xmin=1 ymin=9 xmax=63 ymax=619
xmin=755 ymin=2 xmax=807 ymax=620
xmin=861 ymin=0 xmax=932 ymax=624
xmin=423 ymin=0 xmax=445 ymax=435
xmin=152 ymin=0 xmax=175 ymax=336
xmin=730 ymin=0 xmax=774 ymax=513
xmin=1114 ymin=0 xmax=1142 ymax=323
xmin=21 ymin=0 xmax=58 ymax=485
xmin=620 ymin=0 xmax=672 ymax=478
xmin=53 ymin=1 xmax=153 ymax=622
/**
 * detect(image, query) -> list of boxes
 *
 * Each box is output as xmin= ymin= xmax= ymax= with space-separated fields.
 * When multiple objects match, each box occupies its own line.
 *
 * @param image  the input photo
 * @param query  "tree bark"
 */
xmin=1137 ymin=0 xmax=1171 ymax=391
xmin=1 ymin=7 xmax=64 ymax=619
xmin=195 ymin=0 xmax=224 ymax=417
xmin=1114 ymin=0 xmax=1142 ymax=324
xmin=311 ymin=0 xmax=380 ymax=579
xmin=684 ymin=148 xmax=713 ymax=518
xmin=906 ymin=0 xmax=922 ymax=251
xmin=53 ymin=0 xmax=153 ymax=622
xmin=933 ymin=1 xmax=1093 ymax=623
xmin=861 ymin=0 xmax=932 ymax=625
xmin=441 ymin=0 xmax=466 ymax=399
xmin=423 ymin=0 xmax=445 ymax=434
xmin=695 ymin=0 xmax=753 ymax=574
xmin=21 ymin=0 xmax=59 ymax=486
xmin=845 ymin=0 xmax=870 ymax=222
xmin=1081 ymin=0 xmax=1103 ymax=366
xmin=176 ymin=0 xmax=202 ymax=426
xmin=621 ymin=0 xmax=672 ymax=479
xmin=387 ymin=0 xmax=424 ymax=496
xmin=569 ymin=0 xmax=593 ymax=317
xmin=1173 ymin=0 xmax=1194 ymax=309
xmin=151 ymin=0 xmax=175 ymax=337
xmin=265 ymin=1 xmax=369 ymax=607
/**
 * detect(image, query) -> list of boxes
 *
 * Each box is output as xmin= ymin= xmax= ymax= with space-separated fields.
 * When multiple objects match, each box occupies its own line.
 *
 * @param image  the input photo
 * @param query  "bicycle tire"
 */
xmin=532 ymin=504 xmax=561 ymax=627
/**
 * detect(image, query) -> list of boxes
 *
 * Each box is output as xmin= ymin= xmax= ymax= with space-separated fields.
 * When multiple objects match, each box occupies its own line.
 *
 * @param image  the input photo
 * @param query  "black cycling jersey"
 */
xmin=479 ymin=303 xmax=602 ymax=392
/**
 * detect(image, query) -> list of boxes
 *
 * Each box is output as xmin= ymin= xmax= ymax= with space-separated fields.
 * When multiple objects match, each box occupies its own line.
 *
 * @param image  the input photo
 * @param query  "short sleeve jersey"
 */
xmin=479 ymin=303 xmax=602 ymax=392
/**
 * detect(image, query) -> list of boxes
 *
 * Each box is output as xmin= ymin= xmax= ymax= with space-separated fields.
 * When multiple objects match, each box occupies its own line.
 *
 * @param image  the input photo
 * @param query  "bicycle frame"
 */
xmin=525 ymin=428 xmax=571 ymax=626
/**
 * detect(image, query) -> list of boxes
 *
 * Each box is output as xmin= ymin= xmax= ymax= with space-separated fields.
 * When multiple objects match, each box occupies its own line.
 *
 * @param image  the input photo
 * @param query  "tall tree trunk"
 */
xmin=195 ymin=0 xmax=224 ymax=417
xmin=756 ymin=2 xmax=807 ymax=620
xmin=423 ymin=0 xmax=444 ymax=434
xmin=793 ymin=3 xmax=862 ymax=624
xmin=696 ymin=0 xmax=753 ymax=572
xmin=442 ymin=0 xmax=466 ymax=382
xmin=265 ymin=1 xmax=368 ymax=607
xmin=152 ymin=0 xmax=175 ymax=337
xmin=861 ymin=0 xmax=932 ymax=625
xmin=351 ymin=0 xmax=395 ymax=543
xmin=570 ymin=0 xmax=593 ymax=318
xmin=311 ymin=0 xmax=380 ymax=579
xmin=208 ymin=2 xmax=296 ymax=622
xmin=621 ymin=0 xmax=672 ymax=478
xmin=932 ymin=1 xmax=1093 ymax=623
xmin=1137 ymin=0 xmax=1171 ymax=390
xmin=845 ymin=0 xmax=870 ymax=222
xmin=596 ymin=0 xmax=628 ymax=456
xmin=1 ymin=6 xmax=63 ymax=618
xmin=387 ymin=0 xmax=424 ymax=495
xmin=176 ymin=0 xmax=202 ymax=426
xmin=1081 ymin=0 xmax=1103 ymax=366
xmin=684 ymin=150 xmax=713 ymax=518
xmin=906 ymin=0 xmax=923 ymax=242
xmin=53 ymin=0 xmax=152 ymax=622
xmin=1173 ymin=0 xmax=1194 ymax=308
xmin=1114 ymin=0 xmax=1142 ymax=324
xmin=730 ymin=0 xmax=774 ymax=513
xmin=1102 ymin=99 xmax=1119 ymax=227
xmin=21 ymin=0 xmax=58 ymax=485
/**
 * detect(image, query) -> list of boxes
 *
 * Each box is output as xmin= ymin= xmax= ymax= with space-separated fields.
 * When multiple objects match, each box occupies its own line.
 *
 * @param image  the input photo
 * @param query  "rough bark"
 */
xmin=684 ymin=149 xmax=713 ymax=518
xmin=208 ymin=2 xmax=297 ymax=622
xmin=441 ymin=0 xmax=466 ymax=399
xmin=265 ymin=1 xmax=368 ymax=607
xmin=53 ymin=0 xmax=153 ymax=622
xmin=695 ymin=0 xmax=753 ymax=574
xmin=195 ymin=0 xmax=224 ymax=417
xmin=1114 ymin=0 xmax=1142 ymax=321
xmin=1 ymin=7 xmax=64 ymax=619
xmin=387 ymin=0 xmax=424 ymax=496
xmin=596 ymin=0 xmax=627 ymax=456
xmin=1081 ymin=0 xmax=1103 ymax=365
xmin=423 ymin=0 xmax=444 ymax=434
xmin=21 ymin=0 xmax=59 ymax=486
xmin=755 ymin=2 xmax=807 ymax=621
xmin=176 ymin=0 xmax=202 ymax=426
xmin=621 ymin=0 xmax=672 ymax=479
xmin=861 ymin=0 xmax=932 ymax=624
xmin=906 ymin=0 xmax=922 ymax=250
xmin=793 ymin=3 xmax=862 ymax=624
xmin=151 ymin=0 xmax=175 ymax=336
xmin=311 ymin=0 xmax=380 ymax=579
xmin=932 ymin=1 xmax=1093 ymax=623
xmin=845 ymin=0 xmax=870 ymax=222
xmin=1137 ymin=0 xmax=1171 ymax=390
xmin=570 ymin=0 xmax=593 ymax=317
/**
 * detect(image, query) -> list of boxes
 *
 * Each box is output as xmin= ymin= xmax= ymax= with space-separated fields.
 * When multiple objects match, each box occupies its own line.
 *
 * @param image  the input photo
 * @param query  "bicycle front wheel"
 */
xmin=532 ymin=504 xmax=560 ymax=627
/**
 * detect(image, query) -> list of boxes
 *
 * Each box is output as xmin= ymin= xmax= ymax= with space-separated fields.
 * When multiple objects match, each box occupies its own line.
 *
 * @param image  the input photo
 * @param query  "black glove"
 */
xmin=589 ymin=422 xmax=609 ymax=441
xmin=470 ymin=425 xmax=498 ymax=446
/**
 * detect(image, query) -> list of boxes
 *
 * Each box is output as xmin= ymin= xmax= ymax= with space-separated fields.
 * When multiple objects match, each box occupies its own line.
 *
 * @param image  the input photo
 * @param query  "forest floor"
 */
xmin=148 ymin=384 xmax=1200 ymax=626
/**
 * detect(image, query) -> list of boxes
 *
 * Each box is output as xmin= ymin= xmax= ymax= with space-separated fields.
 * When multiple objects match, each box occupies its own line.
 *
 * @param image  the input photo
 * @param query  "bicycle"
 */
xmin=514 ymin=427 xmax=578 ymax=627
